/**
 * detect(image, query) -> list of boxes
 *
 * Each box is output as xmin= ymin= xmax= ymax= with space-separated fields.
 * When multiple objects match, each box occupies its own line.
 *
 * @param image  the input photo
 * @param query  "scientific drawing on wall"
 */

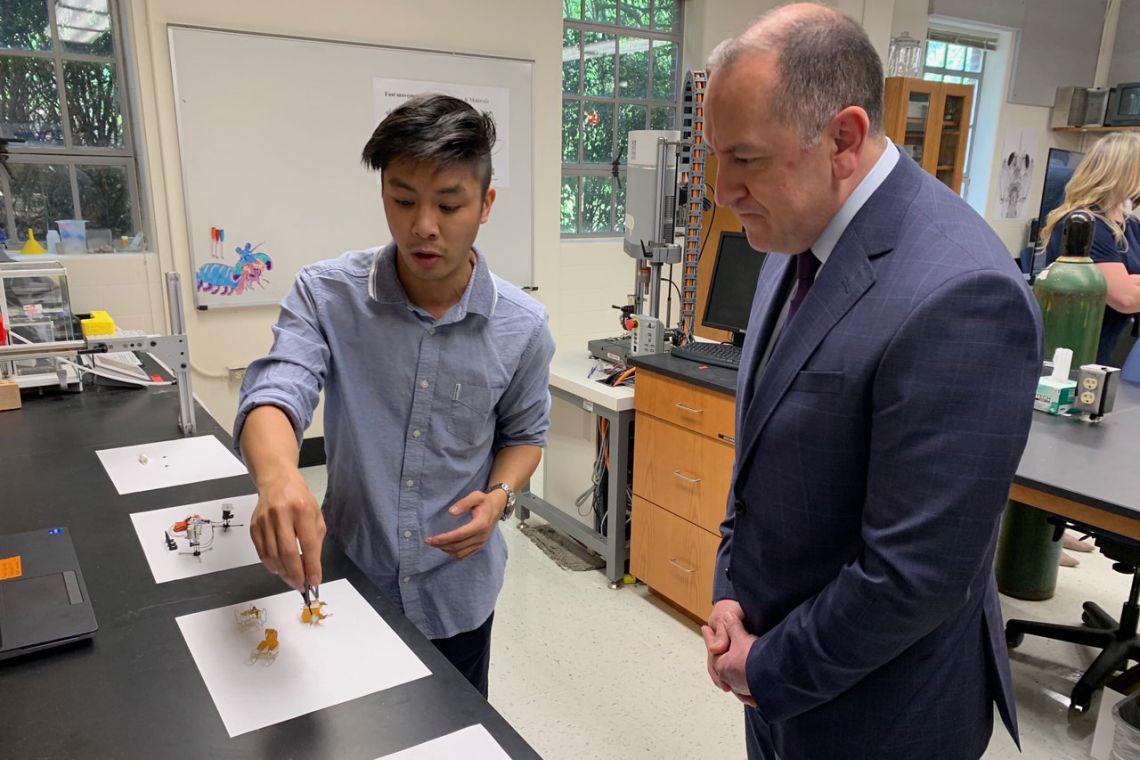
xmin=997 ymin=128 xmax=1040 ymax=220
xmin=195 ymin=242 xmax=274 ymax=296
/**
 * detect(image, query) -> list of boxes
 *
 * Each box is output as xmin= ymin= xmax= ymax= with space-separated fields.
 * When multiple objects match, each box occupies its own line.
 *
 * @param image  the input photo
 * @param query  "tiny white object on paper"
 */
xmin=375 ymin=725 xmax=511 ymax=760
xmin=96 ymin=435 xmax=248 ymax=494
xmin=129 ymin=495 xmax=259 ymax=583
xmin=176 ymin=578 xmax=431 ymax=737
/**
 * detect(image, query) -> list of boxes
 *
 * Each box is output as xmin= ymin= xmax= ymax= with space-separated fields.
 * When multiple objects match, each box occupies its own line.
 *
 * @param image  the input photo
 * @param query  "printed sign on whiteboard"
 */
xmin=372 ymin=77 xmax=511 ymax=188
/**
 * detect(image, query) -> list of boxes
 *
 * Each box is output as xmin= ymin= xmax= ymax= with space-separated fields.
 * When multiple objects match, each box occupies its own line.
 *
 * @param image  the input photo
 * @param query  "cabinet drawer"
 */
xmin=631 ymin=495 xmax=721 ymax=620
xmin=633 ymin=413 xmax=733 ymax=533
xmin=635 ymin=371 xmax=735 ymax=443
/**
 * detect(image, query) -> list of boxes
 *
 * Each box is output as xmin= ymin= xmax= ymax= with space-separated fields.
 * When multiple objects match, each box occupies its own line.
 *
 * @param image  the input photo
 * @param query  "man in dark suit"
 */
xmin=699 ymin=5 xmax=1042 ymax=759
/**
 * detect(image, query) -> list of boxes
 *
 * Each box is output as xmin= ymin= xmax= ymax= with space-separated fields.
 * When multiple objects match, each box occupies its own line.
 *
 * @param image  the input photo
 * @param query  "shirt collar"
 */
xmin=369 ymin=241 xmax=498 ymax=321
xmin=809 ymin=140 xmax=899 ymax=268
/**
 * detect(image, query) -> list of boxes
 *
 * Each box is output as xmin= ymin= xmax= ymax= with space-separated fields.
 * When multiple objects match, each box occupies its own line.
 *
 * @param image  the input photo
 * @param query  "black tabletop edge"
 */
xmin=629 ymin=351 xmax=738 ymax=395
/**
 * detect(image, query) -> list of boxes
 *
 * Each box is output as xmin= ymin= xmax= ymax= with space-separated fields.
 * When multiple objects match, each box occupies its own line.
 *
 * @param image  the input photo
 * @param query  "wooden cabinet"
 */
xmin=631 ymin=370 xmax=735 ymax=620
xmin=884 ymin=77 xmax=974 ymax=194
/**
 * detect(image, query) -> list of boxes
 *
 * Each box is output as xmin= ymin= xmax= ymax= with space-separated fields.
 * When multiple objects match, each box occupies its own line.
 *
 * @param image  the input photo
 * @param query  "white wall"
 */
xmin=1108 ymin=0 xmax=1140 ymax=83
xmin=682 ymin=0 xmax=772 ymax=71
xmin=889 ymin=0 xmax=929 ymax=43
xmin=63 ymin=253 xmax=165 ymax=333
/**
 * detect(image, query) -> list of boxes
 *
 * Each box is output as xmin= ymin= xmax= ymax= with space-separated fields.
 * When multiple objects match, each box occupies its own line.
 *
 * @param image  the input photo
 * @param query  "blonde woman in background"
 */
xmin=1042 ymin=132 xmax=1140 ymax=366
xmin=1042 ymin=132 xmax=1140 ymax=566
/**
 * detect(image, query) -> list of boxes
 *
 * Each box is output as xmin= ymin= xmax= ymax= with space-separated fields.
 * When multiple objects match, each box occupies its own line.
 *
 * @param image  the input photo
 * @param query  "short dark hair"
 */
xmin=709 ymin=7 xmax=884 ymax=145
xmin=361 ymin=93 xmax=497 ymax=193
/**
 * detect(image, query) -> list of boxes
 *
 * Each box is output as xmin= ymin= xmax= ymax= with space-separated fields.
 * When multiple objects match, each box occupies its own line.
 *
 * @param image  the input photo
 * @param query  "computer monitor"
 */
xmin=1038 ymin=148 xmax=1084 ymax=230
xmin=703 ymin=231 xmax=767 ymax=347
xmin=1025 ymin=148 xmax=1085 ymax=277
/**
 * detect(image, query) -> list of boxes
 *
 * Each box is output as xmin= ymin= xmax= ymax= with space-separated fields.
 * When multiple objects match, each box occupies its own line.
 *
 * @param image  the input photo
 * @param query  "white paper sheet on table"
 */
xmin=129 ymin=495 xmax=260 ymax=583
xmin=176 ymin=578 xmax=431 ymax=737
xmin=376 ymin=725 xmax=510 ymax=760
xmin=96 ymin=435 xmax=248 ymax=494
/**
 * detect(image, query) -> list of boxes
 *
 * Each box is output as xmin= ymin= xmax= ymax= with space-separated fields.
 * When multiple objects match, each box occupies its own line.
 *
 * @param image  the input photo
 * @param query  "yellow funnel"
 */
xmin=21 ymin=229 xmax=46 ymax=255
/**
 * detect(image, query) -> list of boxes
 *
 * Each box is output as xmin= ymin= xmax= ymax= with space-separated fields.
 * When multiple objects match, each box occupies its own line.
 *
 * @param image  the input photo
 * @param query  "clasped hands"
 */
xmin=702 ymin=599 xmax=759 ymax=707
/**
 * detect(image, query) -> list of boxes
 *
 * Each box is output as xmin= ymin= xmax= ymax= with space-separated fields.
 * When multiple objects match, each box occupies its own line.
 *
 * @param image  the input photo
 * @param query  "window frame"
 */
xmin=562 ymin=1 xmax=684 ymax=239
xmin=1 ymin=0 xmax=143 ymax=247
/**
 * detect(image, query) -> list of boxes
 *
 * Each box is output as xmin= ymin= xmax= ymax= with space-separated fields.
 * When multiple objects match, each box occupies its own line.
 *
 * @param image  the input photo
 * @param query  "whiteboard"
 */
xmin=168 ymin=26 xmax=534 ymax=309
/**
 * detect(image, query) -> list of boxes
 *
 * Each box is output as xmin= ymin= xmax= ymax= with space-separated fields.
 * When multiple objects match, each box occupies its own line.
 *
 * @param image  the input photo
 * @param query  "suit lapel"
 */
xmin=736 ymin=235 xmax=876 ymax=472
xmin=736 ymin=254 xmax=794 ymax=420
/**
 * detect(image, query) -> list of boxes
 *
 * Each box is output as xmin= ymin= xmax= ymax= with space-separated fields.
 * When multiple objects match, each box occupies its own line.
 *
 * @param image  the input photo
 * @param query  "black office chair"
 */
xmin=1005 ymin=520 xmax=1140 ymax=711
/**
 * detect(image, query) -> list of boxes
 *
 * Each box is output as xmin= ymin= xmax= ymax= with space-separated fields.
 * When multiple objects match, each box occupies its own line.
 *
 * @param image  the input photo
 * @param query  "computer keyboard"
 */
xmin=670 ymin=341 xmax=742 ymax=370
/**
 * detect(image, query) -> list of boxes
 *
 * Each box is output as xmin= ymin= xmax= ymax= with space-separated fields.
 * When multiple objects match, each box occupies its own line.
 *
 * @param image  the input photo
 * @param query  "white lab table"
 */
xmin=516 ymin=350 xmax=635 ymax=586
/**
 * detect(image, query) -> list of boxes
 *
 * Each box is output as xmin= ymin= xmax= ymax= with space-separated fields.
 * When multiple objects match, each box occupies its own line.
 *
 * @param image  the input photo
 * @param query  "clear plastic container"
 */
xmin=86 ymin=228 xmax=113 ymax=253
xmin=55 ymin=219 xmax=87 ymax=255
xmin=1113 ymin=691 xmax=1140 ymax=759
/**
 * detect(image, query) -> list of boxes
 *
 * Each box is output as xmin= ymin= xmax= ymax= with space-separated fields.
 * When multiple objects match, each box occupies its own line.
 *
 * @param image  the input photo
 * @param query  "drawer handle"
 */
xmin=669 ymin=558 xmax=697 ymax=574
xmin=671 ymin=470 xmax=702 ymax=484
xmin=674 ymin=402 xmax=704 ymax=414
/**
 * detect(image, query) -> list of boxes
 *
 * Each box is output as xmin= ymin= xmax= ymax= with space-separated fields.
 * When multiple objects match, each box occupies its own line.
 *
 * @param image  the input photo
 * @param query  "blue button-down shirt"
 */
xmin=235 ymin=243 xmax=554 ymax=638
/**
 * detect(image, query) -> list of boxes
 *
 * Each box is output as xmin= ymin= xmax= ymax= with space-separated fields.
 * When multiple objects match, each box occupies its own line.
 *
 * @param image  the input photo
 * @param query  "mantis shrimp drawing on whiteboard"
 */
xmin=196 ymin=242 xmax=274 ymax=296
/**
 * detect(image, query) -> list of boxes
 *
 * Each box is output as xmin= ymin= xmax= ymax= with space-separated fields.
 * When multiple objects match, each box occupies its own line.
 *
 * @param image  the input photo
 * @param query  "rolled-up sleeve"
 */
xmin=493 ymin=318 xmax=555 ymax=450
xmin=233 ymin=270 xmax=330 ymax=453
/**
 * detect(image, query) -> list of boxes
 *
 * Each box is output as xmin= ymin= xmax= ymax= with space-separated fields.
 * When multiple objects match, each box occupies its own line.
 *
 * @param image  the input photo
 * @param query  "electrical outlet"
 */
xmin=228 ymin=366 xmax=247 ymax=384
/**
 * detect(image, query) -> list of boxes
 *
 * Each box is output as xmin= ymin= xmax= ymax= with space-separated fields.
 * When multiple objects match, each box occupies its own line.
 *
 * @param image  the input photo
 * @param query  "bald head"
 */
xmin=707 ymin=2 xmax=883 ymax=146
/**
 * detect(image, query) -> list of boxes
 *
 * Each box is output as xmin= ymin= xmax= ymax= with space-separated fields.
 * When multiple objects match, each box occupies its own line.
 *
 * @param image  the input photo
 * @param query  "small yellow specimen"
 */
xmin=257 ymin=628 xmax=279 ymax=653
xmin=300 ymin=601 xmax=330 ymax=625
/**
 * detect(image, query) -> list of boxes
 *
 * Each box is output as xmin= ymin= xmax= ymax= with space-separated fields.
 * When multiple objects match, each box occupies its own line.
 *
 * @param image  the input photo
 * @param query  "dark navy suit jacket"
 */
xmin=714 ymin=150 xmax=1043 ymax=758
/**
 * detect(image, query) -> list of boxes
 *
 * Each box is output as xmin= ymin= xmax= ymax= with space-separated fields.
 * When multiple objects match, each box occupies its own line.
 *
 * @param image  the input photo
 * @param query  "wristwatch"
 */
xmin=488 ymin=482 xmax=516 ymax=521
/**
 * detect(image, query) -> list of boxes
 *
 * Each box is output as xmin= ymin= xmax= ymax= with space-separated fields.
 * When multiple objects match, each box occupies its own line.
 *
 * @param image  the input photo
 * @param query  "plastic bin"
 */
xmin=1112 ymin=691 xmax=1140 ymax=759
xmin=55 ymin=219 xmax=87 ymax=254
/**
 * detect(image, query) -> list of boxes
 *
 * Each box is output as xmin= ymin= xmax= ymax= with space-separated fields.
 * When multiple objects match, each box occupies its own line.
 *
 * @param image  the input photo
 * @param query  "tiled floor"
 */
xmin=300 ymin=467 xmax=1133 ymax=759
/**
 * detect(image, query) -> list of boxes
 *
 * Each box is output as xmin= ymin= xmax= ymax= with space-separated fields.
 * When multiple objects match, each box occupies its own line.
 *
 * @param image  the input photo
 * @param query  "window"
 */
xmin=922 ymin=29 xmax=996 ymax=199
xmin=561 ymin=0 xmax=683 ymax=236
xmin=0 ymin=0 xmax=142 ymax=250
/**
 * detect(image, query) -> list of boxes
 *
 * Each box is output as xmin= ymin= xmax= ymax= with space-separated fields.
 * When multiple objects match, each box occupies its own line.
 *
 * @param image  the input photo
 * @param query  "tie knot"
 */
xmin=796 ymin=250 xmax=819 ymax=283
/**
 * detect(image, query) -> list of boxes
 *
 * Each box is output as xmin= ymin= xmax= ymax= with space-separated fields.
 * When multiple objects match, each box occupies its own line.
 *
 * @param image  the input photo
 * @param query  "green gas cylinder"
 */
xmin=1032 ymin=211 xmax=1108 ymax=367
xmin=995 ymin=212 xmax=1108 ymax=600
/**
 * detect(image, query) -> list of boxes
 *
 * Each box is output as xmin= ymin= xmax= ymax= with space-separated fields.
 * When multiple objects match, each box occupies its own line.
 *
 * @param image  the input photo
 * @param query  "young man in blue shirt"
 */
xmin=235 ymin=94 xmax=554 ymax=697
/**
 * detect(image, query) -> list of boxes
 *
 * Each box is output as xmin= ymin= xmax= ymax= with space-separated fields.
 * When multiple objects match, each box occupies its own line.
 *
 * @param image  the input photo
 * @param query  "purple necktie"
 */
xmin=787 ymin=250 xmax=819 ymax=321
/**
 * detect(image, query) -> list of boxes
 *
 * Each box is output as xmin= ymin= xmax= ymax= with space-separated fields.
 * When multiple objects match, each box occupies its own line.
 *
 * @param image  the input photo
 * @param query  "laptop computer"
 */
xmin=0 ymin=528 xmax=97 ymax=660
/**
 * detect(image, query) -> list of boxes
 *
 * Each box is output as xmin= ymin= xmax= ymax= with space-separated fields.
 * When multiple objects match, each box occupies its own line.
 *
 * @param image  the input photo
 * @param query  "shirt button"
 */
xmin=420 ymin=379 xmax=429 ymax=389
xmin=735 ymin=499 xmax=747 ymax=515
xmin=427 ymin=328 xmax=436 ymax=336
xmin=403 ymin=530 xmax=413 ymax=539
xmin=412 ymin=430 xmax=422 ymax=439
xmin=406 ymin=479 xmax=415 ymax=488
xmin=402 ymin=576 xmax=410 ymax=584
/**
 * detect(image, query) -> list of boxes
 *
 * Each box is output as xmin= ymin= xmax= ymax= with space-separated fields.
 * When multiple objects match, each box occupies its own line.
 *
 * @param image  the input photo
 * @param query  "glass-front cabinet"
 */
xmin=0 ymin=261 xmax=82 ymax=388
xmin=885 ymin=77 xmax=974 ymax=194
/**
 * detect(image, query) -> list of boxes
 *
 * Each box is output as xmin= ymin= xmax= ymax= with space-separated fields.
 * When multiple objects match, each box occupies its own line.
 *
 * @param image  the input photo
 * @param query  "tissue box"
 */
xmin=0 ymin=380 xmax=21 ymax=411
xmin=1035 ymin=376 xmax=1076 ymax=414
